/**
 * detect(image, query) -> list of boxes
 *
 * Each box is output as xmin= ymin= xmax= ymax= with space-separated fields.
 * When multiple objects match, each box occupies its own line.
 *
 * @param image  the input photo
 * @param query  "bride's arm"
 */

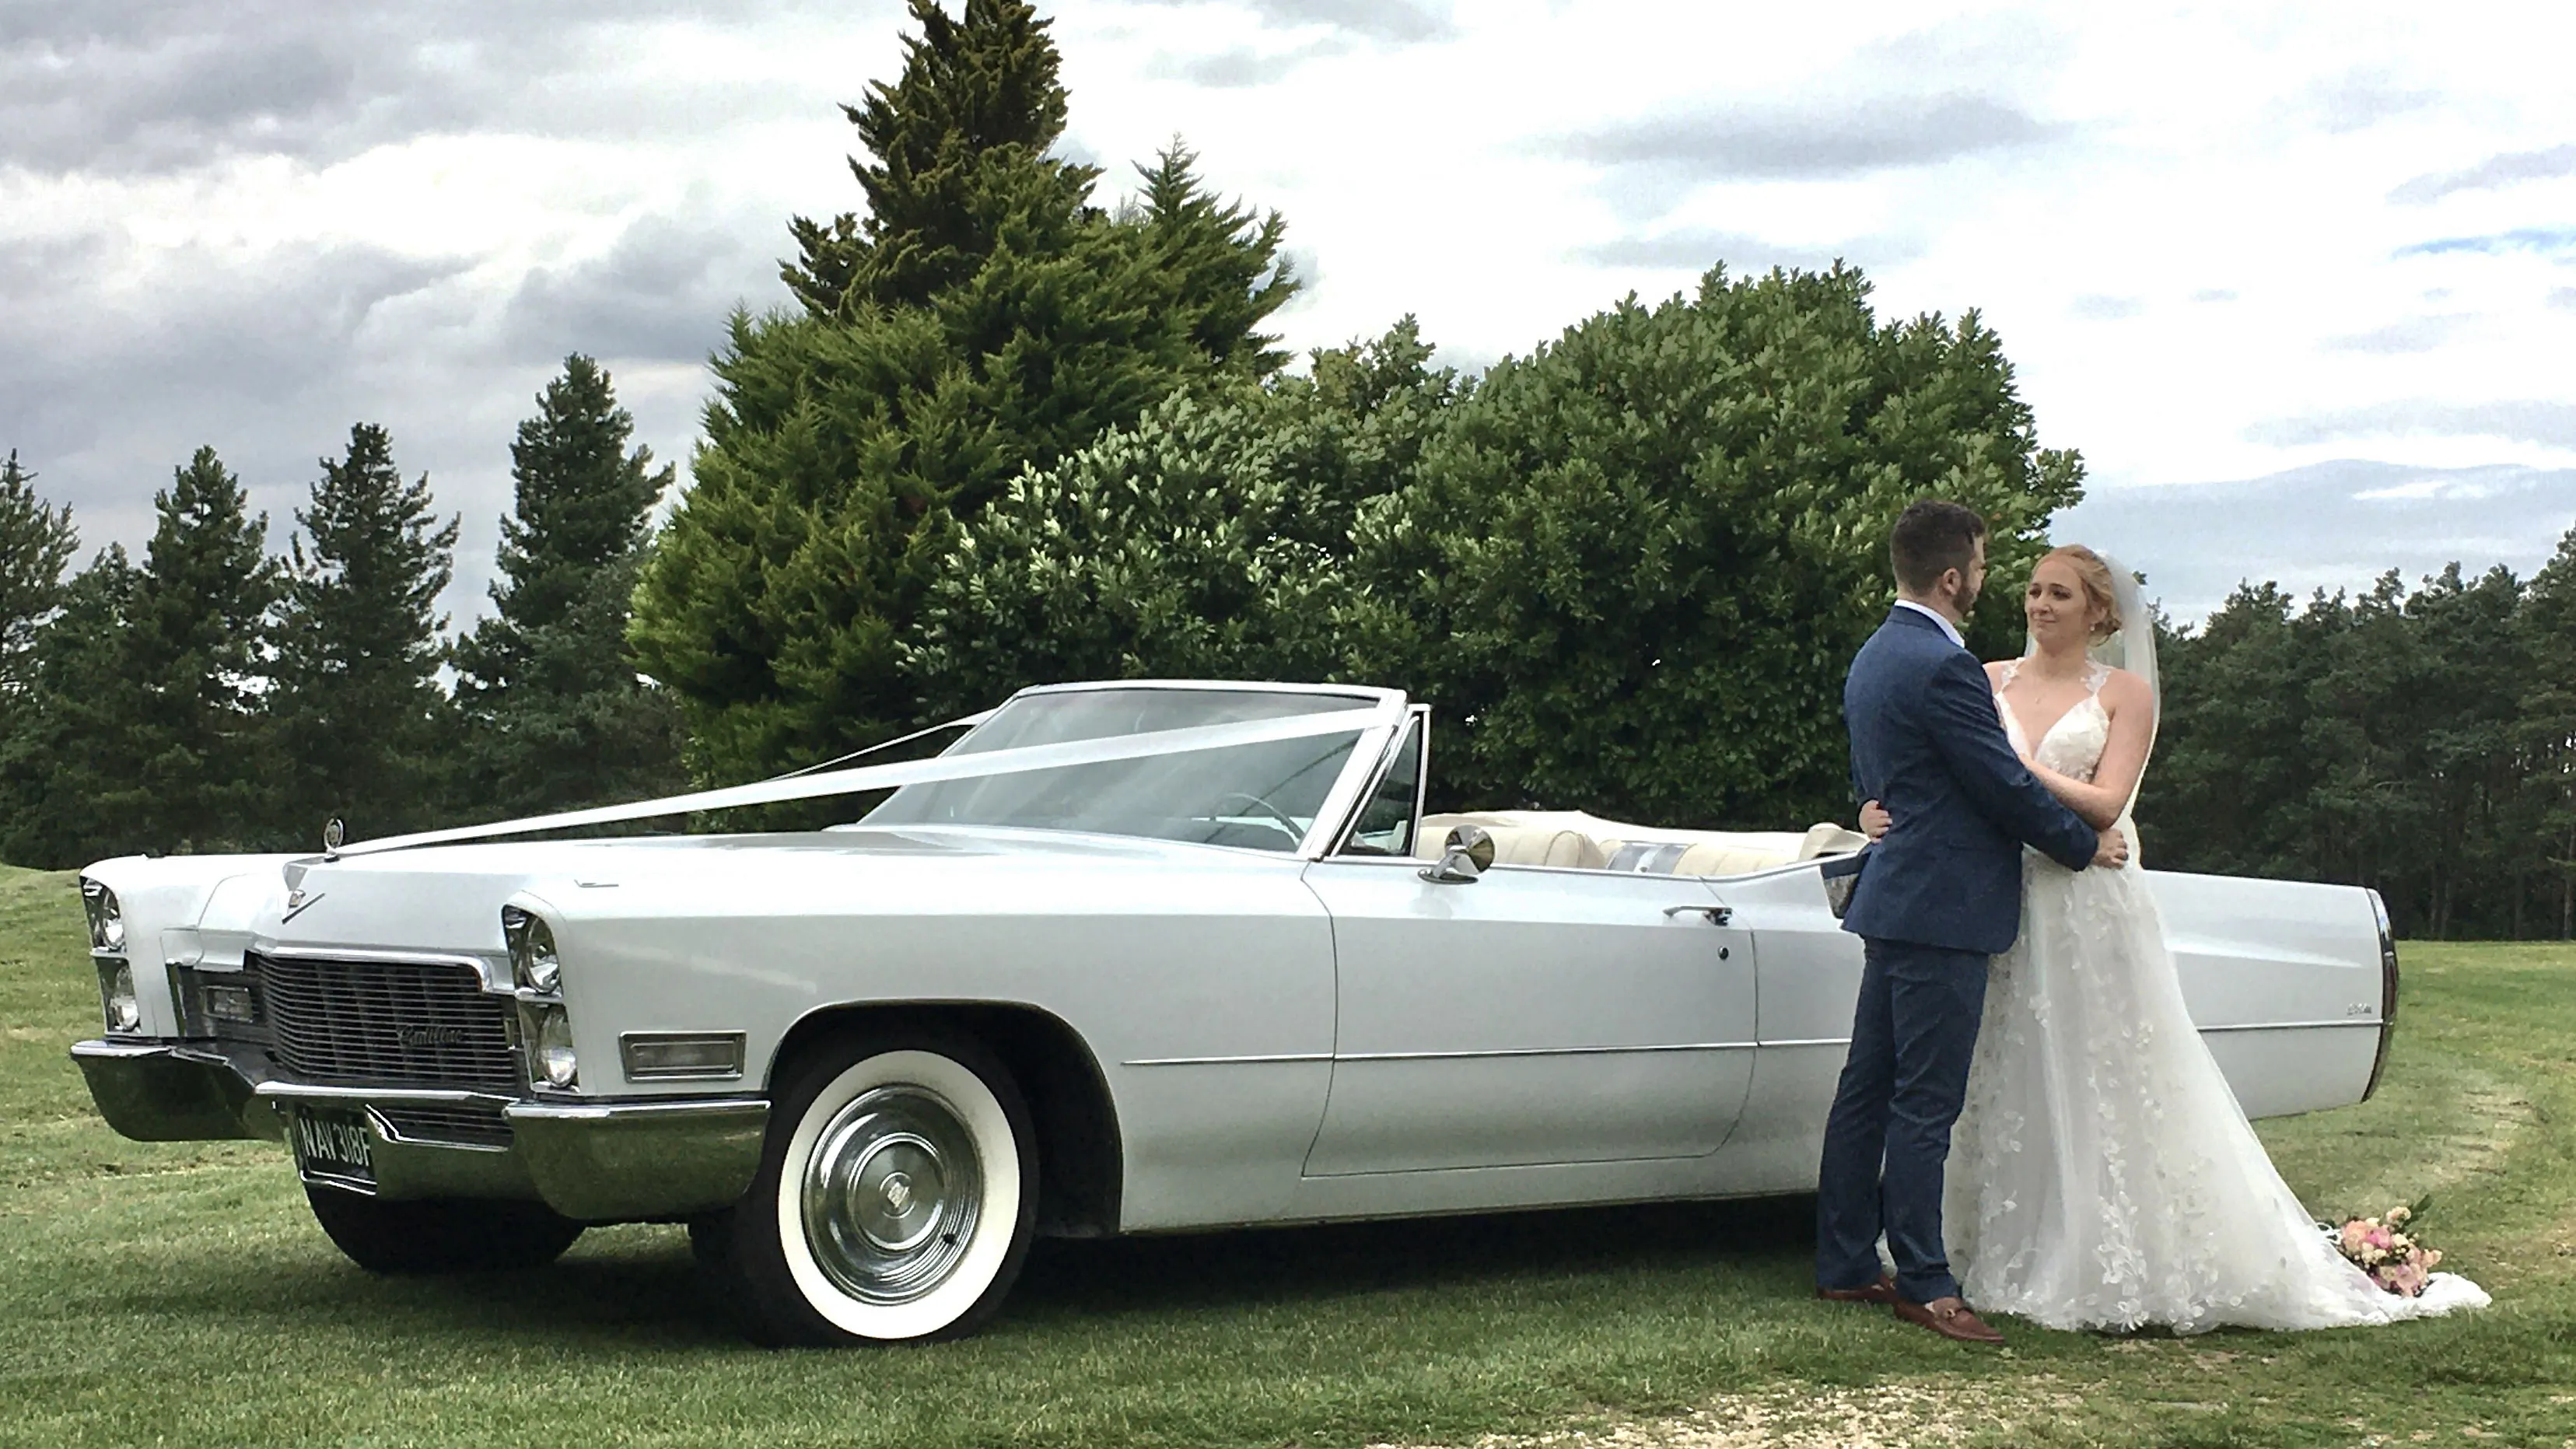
xmin=2026 ymin=672 xmax=2156 ymax=828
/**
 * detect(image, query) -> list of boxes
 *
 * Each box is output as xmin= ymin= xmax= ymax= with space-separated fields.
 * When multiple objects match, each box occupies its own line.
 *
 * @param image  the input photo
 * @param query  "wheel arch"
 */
xmin=766 ymin=999 xmax=1122 ymax=1239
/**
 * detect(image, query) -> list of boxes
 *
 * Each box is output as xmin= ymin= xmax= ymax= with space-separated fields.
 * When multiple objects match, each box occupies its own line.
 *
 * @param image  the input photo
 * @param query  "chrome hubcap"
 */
xmin=801 ymin=1084 xmax=982 ymax=1304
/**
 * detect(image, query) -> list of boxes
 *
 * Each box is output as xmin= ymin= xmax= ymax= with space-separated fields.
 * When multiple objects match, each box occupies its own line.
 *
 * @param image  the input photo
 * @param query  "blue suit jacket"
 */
xmin=1840 ymin=606 xmax=2098 ymax=955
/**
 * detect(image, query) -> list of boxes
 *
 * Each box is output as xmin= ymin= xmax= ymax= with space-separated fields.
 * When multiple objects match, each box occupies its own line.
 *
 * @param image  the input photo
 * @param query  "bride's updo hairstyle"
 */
xmin=2039 ymin=544 xmax=2122 ymax=642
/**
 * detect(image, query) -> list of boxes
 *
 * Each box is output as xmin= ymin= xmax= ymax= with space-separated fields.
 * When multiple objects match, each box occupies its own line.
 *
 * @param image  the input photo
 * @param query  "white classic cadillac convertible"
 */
xmin=71 ymin=681 xmax=2399 ymax=1345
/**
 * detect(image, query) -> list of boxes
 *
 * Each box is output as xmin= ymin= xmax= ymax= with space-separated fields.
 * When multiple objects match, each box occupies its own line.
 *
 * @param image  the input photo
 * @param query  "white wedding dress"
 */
xmin=1942 ymin=659 xmax=2490 ymax=1333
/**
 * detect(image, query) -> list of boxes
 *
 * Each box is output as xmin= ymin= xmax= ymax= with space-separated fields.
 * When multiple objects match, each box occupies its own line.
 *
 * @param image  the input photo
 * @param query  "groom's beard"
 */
xmin=1949 ymin=576 xmax=1981 ymax=617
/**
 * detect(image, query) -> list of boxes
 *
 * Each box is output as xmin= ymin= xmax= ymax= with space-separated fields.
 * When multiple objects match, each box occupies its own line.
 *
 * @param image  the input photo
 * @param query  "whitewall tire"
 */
xmin=705 ymin=1031 xmax=1037 ymax=1345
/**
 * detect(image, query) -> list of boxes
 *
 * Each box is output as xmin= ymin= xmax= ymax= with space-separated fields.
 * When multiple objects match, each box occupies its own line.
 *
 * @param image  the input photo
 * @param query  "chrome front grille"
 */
xmin=251 ymin=952 xmax=520 ymax=1092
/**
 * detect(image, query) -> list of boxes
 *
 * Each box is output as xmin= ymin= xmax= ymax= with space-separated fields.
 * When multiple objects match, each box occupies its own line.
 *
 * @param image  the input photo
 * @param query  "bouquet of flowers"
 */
xmin=2327 ymin=1202 xmax=2443 ymax=1297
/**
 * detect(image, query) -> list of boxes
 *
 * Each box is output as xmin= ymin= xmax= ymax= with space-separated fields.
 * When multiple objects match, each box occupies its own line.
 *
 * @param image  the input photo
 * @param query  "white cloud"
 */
xmin=2389 ymin=142 xmax=2576 ymax=204
xmin=2058 ymin=460 xmax=2576 ymax=622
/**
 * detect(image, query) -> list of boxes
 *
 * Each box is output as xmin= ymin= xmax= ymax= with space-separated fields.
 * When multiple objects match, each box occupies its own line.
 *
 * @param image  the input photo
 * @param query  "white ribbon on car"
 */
xmin=336 ymin=704 xmax=1393 ymax=858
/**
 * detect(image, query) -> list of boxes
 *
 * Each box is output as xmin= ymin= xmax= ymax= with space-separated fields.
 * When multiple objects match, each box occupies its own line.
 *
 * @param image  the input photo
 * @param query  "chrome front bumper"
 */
xmin=70 ymin=1040 xmax=768 ymax=1222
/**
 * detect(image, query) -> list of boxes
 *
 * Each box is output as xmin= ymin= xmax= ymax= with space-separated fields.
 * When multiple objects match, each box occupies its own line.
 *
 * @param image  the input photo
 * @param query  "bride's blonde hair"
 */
xmin=2037 ymin=544 xmax=2122 ymax=642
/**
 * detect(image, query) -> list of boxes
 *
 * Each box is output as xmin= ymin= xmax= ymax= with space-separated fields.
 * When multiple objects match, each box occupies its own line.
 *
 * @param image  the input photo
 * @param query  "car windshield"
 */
xmin=860 ymin=688 xmax=1376 ymax=852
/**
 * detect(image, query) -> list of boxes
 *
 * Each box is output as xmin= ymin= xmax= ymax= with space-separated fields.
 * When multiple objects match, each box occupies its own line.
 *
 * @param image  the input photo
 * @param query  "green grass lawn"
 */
xmin=2 ymin=863 xmax=2571 ymax=1448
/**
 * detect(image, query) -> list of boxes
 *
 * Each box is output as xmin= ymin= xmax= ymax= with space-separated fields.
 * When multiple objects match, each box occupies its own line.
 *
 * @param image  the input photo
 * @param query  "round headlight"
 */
xmin=503 ymin=906 xmax=562 ymax=994
xmin=82 ymin=879 xmax=124 ymax=952
xmin=537 ymin=1006 xmax=577 ymax=1088
xmin=525 ymin=919 xmax=560 ymax=994
xmin=105 ymin=961 xmax=142 ymax=1034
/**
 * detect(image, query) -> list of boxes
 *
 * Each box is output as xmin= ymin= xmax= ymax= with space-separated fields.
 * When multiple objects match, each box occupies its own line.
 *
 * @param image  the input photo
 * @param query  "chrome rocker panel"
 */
xmin=70 ymin=1040 xmax=768 ymax=1223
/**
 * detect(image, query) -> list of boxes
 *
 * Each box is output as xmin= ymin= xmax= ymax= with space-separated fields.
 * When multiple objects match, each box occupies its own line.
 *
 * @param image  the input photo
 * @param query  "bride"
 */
xmin=1863 ymin=544 xmax=2487 ymax=1333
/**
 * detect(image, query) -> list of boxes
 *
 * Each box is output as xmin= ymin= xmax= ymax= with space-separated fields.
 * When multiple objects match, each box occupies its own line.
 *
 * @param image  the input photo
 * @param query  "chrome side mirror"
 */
xmin=1419 ymin=824 xmax=1496 ymax=884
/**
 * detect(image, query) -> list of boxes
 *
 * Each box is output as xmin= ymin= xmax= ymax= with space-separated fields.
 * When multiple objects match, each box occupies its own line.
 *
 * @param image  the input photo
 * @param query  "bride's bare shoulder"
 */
xmin=1981 ymin=658 xmax=2011 ymax=684
xmin=2100 ymin=667 xmax=2155 ymax=713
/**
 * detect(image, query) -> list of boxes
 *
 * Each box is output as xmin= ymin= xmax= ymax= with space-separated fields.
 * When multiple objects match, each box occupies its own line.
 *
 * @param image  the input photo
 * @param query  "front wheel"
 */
xmin=306 ymin=1188 xmax=584 ymax=1273
xmin=701 ymin=1031 xmax=1037 ymax=1345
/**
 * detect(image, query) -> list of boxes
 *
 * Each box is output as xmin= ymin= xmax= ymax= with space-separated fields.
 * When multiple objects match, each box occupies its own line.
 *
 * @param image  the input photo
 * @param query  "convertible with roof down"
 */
xmin=70 ymin=681 xmax=2401 ymax=1344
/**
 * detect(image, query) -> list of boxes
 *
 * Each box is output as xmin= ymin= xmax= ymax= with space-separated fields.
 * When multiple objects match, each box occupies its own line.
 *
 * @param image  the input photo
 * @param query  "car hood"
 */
xmin=93 ymin=827 xmax=1302 ymax=968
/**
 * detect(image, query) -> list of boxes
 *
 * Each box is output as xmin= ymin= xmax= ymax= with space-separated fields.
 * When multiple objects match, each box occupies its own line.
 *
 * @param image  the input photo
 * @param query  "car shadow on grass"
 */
xmin=97 ymin=1192 xmax=1822 ymax=1349
xmin=1007 ymin=1193 xmax=1820 ymax=1319
xmin=116 ymin=1185 xmax=1813 ymax=1340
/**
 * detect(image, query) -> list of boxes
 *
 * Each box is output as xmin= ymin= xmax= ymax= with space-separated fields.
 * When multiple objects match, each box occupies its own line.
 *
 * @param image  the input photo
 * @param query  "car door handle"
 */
xmin=1661 ymin=905 xmax=1733 ymax=926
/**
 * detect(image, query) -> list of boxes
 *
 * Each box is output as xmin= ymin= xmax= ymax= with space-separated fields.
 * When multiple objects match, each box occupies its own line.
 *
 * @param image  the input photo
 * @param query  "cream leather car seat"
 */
xmin=1416 ymin=811 xmax=1866 ymax=877
xmin=1416 ymin=812 xmax=1612 ymax=870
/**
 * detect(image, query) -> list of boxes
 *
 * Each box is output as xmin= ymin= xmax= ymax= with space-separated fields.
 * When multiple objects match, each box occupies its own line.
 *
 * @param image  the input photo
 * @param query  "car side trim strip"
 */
xmin=1125 ymin=1043 xmax=1766 ymax=1066
xmin=1335 ymin=1041 xmax=1759 ymax=1062
xmin=1122 ymin=1052 xmax=1334 ymax=1067
xmin=1115 ymin=1025 xmax=2374 ymax=1069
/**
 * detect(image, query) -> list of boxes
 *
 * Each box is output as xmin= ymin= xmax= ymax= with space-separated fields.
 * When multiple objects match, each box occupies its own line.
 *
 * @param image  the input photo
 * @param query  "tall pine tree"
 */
xmin=784 ymin=0 xmax=1094 ymax=316
xmin=0 ymin=450 xmax=80 ymax=695
xmin=633 ymin=0 xmax=1298 ymax=783
xmin=2523 ymin=524 xmax=2576 ymax=937
xmin=453 ymin=357 xmax=683 ymax=815
xmin=0 ymin=449 xmax=276 ymax=863
xmin=0 ymin=548 xmax=146 ymax=866
xmin=268 ymin=425 xmax=459 ymax=842
xmin=1131 ymin=140 xmax=1298 ymax=376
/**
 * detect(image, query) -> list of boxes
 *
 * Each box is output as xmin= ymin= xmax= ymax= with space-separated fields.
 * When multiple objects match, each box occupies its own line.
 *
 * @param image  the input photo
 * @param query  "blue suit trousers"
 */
xmin=1813 ymin=937 xmax=1990 ymax=1304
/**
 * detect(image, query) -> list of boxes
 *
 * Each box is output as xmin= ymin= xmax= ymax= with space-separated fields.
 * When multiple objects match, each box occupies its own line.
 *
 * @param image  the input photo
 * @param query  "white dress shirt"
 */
xmin=1893 ymin=597 xmax=1967 ymax=650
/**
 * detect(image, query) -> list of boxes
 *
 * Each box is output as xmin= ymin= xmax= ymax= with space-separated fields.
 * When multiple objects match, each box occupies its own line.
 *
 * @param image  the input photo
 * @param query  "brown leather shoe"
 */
xmin=1815 ymin=1273 xmax=1899 ymax=1305
xmin=1892 ymin=1295 xmax=2004 ymax=1344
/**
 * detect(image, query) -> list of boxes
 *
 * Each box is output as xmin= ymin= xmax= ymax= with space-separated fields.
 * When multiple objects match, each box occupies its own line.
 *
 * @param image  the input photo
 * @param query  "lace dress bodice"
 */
xmin=1996 ymin=658 xmax=2133 ymax=866
xmin=1994 ymin=657 xmax=2112 ymax=783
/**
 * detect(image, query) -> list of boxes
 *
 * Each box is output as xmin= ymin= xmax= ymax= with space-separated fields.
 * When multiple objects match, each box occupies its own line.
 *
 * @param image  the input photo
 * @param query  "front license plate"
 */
xmin=290 ymin=1106 xmax=376 ymax=1188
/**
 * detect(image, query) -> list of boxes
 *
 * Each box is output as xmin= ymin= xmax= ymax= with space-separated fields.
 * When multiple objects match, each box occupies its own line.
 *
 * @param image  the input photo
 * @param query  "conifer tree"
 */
xmin=0 ymin=548 xmax=148 ymax=866
xmin=783 ymin=0 xmax=1089 ymax=316
xmin=453 ymin=357 xmax=683 ymax=814
xmin=268 ymin=425 xmax=458 ymax=841
xmin=0 ymin=450 xmax=80 ymax=695
xmin=0 ymin=449 xmax=278 ymax=863
xmin=635 ymin=0 xmax=1297 ymax=784
xmin=2522 ymin=525 xmax=2576 ymax=937
xmin=1132 ymin=141 xmax=1297 ymax=376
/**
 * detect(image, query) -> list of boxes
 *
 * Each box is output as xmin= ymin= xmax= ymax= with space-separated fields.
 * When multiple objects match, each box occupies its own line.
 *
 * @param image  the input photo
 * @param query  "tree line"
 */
xmin=0 ymin=358 xmax=683 ymax=864
xmin=0 ymin=0 xmax=2564 ymax=940
xmin=2147 ymin=544 xmax=2576 ymax=940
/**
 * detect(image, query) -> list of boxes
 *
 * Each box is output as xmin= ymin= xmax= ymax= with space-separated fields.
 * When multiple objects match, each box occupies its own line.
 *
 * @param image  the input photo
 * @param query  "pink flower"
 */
xmin=2340 ymin=1221 xmax=2371 ymax=1254
xmin=2364 ymin=1227 xmax=2393 ymax=1251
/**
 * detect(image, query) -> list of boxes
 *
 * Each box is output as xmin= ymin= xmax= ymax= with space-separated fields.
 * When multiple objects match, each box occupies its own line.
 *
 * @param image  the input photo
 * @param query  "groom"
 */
xmin=1814 ymin=499 xmax=2126 ymax=1344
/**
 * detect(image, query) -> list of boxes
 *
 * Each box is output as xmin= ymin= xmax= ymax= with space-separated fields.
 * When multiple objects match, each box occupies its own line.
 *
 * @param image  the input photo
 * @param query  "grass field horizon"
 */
xmin=4 ymin=863 xmax=2571 ymax=1447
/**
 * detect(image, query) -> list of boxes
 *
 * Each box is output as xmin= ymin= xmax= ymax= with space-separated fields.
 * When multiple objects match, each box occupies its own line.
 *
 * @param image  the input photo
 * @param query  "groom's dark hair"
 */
xmin=1889 ymin=499 xmax=1987 ymax=593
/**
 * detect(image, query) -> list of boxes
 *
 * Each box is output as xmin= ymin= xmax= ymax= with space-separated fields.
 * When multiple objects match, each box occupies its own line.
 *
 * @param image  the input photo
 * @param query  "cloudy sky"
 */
xmin=3 ymin=0 xmax=2572 ymax=627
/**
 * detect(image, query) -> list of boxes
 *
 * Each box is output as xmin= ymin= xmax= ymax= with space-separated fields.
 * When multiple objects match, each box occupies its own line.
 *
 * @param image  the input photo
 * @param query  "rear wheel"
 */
xmin=306 ymin=1188 xmax=584 ymax=1273
xmin=702 ymin=1031 xmax=1037 ymax=1345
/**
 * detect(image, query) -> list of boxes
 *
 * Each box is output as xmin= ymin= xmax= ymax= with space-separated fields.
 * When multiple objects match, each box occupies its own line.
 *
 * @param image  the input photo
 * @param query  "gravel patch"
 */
xmin=1374 ymin=1377 xmax=2088 ymax=1449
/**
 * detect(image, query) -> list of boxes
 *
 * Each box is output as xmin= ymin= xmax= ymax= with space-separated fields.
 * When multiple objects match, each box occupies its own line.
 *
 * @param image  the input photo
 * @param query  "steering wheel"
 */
xmin=1213 ymin=791 xmax=1302 ymax=845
